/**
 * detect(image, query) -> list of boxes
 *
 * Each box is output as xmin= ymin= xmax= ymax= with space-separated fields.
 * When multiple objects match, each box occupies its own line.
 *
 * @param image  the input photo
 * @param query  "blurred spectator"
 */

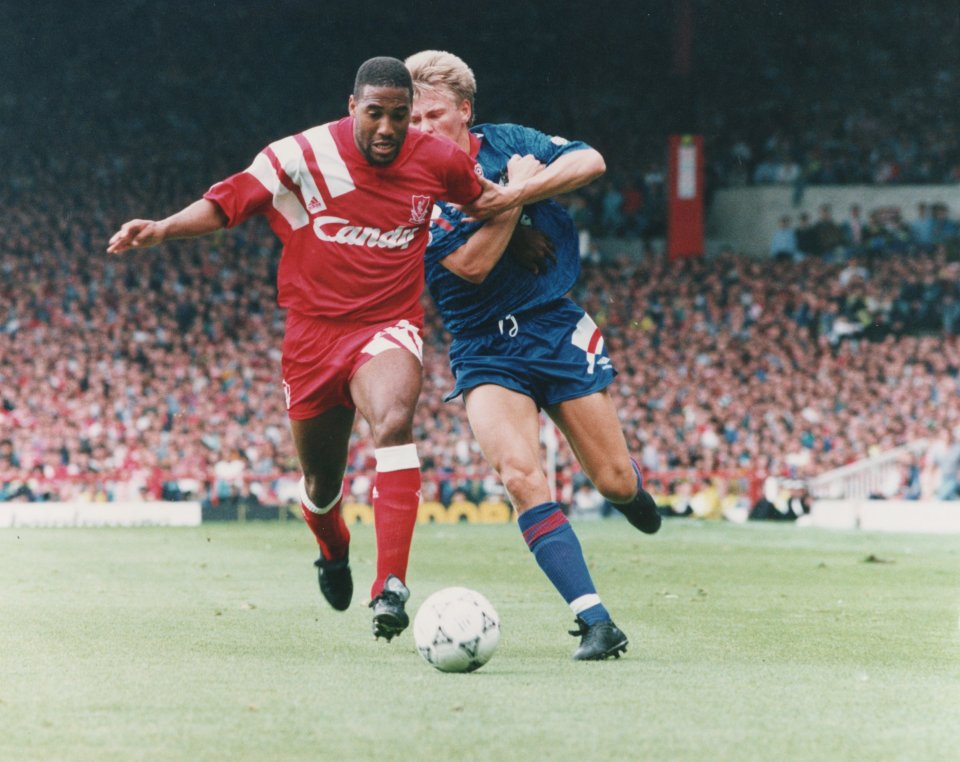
xmin=749 ymin=477 xmax=811 ymax=520
xmin=883 ymin=452 xmax=922 ymax=501
xmin=769 ymin=215 xmax=798 ymax=261
xmin=841 ymin=204 xmax=864 ymax=251
xmin=794 ymin=212 xmax=815 ymax=258
xmin=811 ymin=204 xmax=845 ymax=260
xmin=930 ymin=203 xmax=959 ymax=245
xmin=926 ymin=428 xmax=960 ymax=500
xmin=564 ymin=194 xmax=595 ymax=257
xmin=909 ymin=203 xmax=934 ymax=248
xmin=600 ymin=181 xmax=624 ymax=236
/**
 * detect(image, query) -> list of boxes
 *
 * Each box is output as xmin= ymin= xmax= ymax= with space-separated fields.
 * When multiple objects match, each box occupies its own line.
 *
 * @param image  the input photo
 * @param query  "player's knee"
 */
xmin=368 ymin=407 xmax=415 ymax=448
xmin=499 ymin=458 xmax=548 ymax=506
xmin=302 ymin=473 xmax=342 ymax=508
xmin=593 ymin=461 xmax=637 ymax=503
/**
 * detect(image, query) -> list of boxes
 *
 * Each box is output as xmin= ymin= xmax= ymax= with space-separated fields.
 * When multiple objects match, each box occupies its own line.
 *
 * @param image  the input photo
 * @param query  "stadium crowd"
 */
xmin=4 ymin=171 xmax=960 ymax=506
xmin=4 ymin=3 xmax=960 ymax=508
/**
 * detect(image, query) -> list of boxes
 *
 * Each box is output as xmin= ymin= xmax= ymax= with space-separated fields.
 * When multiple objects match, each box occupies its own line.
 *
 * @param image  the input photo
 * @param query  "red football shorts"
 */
xmin=281 ymin=312 xmax=424 ymax=421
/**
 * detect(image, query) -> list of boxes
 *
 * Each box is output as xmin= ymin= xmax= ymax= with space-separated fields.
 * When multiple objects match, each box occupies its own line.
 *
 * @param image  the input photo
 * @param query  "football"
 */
xmin=413 ymin=587 xmax=501 ymax=672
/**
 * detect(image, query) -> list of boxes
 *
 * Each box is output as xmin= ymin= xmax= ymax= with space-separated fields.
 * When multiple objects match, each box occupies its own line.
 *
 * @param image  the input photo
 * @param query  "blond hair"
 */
xmin=404 ymin=50 xmax=477 ymax=124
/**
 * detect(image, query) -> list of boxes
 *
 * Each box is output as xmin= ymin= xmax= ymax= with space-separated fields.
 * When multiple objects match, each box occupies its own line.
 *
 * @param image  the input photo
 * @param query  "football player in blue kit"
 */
xmin=405 ymin=50 xmax=661 ymax=661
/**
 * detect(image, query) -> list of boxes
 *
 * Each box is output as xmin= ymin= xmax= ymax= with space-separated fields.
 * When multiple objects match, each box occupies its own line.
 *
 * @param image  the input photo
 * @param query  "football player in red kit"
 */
xmin=108 ymin=57 xmax=524 ymax=641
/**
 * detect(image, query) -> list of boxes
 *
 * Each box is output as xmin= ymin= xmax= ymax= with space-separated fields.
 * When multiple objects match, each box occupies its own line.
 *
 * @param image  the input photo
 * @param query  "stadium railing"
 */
xmin=807 ymin=439 xmax=928 ymax=500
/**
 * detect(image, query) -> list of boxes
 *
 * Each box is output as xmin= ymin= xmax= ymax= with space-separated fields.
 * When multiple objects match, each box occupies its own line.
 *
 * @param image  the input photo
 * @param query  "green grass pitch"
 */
xmin=2 ymin=519 xmax=958 ymax=761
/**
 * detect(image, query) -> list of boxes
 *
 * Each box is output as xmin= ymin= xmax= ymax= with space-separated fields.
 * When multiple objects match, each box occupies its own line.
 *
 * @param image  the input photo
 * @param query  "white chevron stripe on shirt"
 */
xmin=244 ymin=151 xmax=309 ymax=230
xmin=271 ymin=135 xmax=326 ymax=214
xmin=301 ymin=124 xmax=356 ymax=198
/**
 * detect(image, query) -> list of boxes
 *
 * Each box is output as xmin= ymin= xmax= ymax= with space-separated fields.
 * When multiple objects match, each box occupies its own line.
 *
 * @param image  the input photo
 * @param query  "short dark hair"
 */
xmin=354 ymin=57 xmax=413 ymax=98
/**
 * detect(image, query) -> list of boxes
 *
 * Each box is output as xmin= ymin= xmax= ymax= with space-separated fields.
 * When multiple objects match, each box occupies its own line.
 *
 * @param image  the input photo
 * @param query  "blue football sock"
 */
xmin=517 ymin=502 xmax=610 ymax=626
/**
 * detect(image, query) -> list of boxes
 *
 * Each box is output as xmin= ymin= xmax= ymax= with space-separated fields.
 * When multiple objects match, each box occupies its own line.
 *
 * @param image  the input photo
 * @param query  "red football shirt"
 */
xmin=204 ymin=116 xmax=482 ymax=323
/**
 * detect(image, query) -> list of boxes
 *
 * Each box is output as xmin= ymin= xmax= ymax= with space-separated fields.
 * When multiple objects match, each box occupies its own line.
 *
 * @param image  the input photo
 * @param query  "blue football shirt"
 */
xmin=426 ymin=123 xmax=589 ymax=337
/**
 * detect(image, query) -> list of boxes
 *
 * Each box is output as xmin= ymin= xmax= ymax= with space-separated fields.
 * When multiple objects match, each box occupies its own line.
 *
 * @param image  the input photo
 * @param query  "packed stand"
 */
xmin=4 ymin=3 xmax=960 ymax=508
xmin=5 ymin=188 xmax=960 ymax=504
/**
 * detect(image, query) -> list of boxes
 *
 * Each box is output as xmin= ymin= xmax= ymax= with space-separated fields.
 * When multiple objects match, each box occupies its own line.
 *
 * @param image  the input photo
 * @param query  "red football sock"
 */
xmin=299 ymin=482 xmax=350 ymax=562
xmin=370 ymin=465 xmax=421 ymax=598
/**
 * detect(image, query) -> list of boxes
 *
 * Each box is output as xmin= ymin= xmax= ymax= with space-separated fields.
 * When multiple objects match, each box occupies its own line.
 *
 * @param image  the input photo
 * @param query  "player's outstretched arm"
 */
xmin=107 ymin=199 xmax=228 ymax=254
xmin=460 ymin=149 xmax=605 ymax=220
xmin=511 ymin=148 xmax=605 ymax=206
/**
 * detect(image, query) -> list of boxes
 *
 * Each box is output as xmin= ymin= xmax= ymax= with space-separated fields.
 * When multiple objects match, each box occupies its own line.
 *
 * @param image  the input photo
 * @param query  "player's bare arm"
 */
xmin=460 ymin=148 xmax=605 ymax=221
xmin=442 ymin=155 xmax=547 ymax=283
xmin=441 ymin=206 xmax=523 ymax=284
xmin=107 ymin=198 xmax=228 ymax=254
xmin=511 ymin=148 xmax=605 ymax=205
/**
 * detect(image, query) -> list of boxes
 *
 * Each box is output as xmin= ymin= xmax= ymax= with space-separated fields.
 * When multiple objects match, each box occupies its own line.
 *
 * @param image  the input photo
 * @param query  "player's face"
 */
xmin=349 ymin=85 xmax=412 ymax=165
xmin=410 ymin=88 xmax=472 ymax=152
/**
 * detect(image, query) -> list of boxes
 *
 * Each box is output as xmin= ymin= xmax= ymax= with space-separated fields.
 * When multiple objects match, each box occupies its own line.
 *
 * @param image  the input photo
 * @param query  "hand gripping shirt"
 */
xmin=425 ymin=123 xmax=588 ymax=337
xmin=204 ymin=116 xmax=483 ymax=324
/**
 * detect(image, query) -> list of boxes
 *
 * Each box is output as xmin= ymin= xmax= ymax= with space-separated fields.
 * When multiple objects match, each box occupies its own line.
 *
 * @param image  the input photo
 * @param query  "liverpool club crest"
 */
xmin=409 ymin=195 xmax=431 ymax=224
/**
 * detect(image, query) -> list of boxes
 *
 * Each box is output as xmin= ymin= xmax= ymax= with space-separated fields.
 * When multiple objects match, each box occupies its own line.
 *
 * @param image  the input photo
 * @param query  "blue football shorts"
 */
xmin=445 ymin=298 xmax=617 ymax=408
